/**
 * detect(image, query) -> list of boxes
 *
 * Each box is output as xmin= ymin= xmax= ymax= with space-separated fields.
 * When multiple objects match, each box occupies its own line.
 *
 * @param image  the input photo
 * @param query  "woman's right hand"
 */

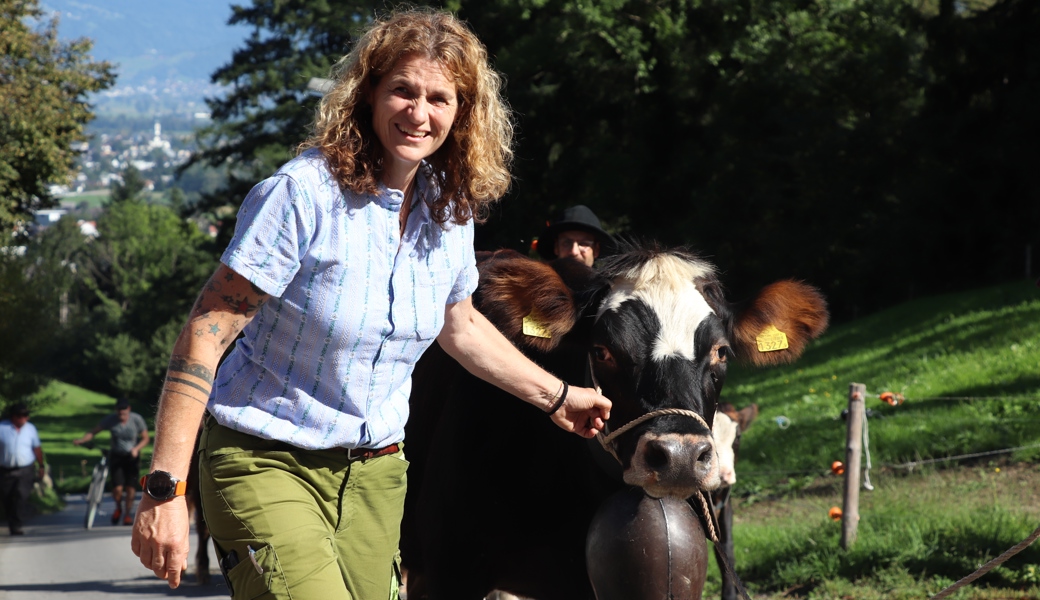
xmin=549 ymin=384 xmax=611 ymax=438
xmin=131 ymin=496 xmax=191 ymax=588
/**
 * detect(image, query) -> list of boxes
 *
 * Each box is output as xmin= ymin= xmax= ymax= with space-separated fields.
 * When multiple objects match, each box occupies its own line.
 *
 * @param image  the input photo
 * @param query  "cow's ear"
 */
xmin=737 ymin=404 xmax=759 ymax=431
xmin=731 ymin=280 xmax=829 ymax=366
xmin=473 ymin=251 xmax=579 ymax=353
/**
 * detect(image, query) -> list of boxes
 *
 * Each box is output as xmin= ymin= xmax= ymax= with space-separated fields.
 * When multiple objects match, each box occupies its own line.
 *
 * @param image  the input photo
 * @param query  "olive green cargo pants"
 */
xmin=199 ymin=418 xmax=406 ymax=600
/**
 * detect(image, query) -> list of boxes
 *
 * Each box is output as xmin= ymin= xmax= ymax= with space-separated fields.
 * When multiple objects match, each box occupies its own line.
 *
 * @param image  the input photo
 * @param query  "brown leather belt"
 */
xmin=346 ymin=443 xmax=400 ymax=461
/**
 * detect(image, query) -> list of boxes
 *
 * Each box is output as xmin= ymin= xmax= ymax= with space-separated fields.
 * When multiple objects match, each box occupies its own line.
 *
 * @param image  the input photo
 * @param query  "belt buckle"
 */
xmin=347 ymin=443 xmax=396 ymax=462
xmin=347 ymin=447 xmax=372 ymax=462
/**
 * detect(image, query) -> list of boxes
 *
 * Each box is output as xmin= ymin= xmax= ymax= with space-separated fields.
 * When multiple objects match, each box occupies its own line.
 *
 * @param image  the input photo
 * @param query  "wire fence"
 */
xmin=731 ymin=387 xmax=1040 ymax=599
xmin=738 ymin=392 xmax=1040 ymax=478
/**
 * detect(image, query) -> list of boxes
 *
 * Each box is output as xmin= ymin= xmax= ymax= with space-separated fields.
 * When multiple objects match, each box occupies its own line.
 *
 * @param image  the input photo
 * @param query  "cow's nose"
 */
xmin=644 ymin=438 xmax=713 ymax=471
xmin=691 ymin=440 xmax=714 ymax=468
xmin=627 ymin=434 xmax=720 ymax=497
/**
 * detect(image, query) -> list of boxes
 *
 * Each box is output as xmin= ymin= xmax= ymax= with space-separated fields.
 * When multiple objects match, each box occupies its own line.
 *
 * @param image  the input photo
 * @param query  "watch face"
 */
xmin=147 ymin=471 xmax=176 ymax=499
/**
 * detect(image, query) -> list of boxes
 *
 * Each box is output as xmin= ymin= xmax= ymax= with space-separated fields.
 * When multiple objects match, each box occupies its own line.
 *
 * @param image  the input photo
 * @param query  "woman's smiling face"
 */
xmin=369 ymin=54 xmax=459 ymax=187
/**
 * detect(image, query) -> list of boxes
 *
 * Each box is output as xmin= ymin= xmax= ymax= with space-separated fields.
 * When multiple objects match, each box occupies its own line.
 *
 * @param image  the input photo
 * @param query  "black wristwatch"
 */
xmin=140 ymin=470 xmax=187 ymax=501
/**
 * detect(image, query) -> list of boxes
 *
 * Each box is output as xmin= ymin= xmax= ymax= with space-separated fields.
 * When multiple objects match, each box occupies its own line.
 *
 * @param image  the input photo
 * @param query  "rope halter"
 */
xmin=586 ymin=354 xmax=721 ymax=544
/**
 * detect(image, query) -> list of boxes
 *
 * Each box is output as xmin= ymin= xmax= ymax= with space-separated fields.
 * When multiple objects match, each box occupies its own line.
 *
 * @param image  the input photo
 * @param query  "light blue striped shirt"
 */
xmin=209 ymin=149 xmax=478 ymax=450
xmin=0 ymin=420 xmax=40 ymax=469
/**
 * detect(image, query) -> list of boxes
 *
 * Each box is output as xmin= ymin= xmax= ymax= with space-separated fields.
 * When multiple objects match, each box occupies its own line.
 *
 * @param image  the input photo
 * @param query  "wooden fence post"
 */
xmin=841 ymin=383 xmax=866 ymax=550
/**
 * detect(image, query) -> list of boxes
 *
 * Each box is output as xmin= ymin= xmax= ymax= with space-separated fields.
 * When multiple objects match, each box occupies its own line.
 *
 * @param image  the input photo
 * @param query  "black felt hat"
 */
xmin=537 ymin=205 xmax=615 ymax=261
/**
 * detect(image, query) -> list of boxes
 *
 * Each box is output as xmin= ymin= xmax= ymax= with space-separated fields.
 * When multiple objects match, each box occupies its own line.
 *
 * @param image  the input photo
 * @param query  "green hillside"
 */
xmin=719 ymin=280 xmax=1040 ymax=598
xmin=23 ymin=279 xmax=1040 ymax=597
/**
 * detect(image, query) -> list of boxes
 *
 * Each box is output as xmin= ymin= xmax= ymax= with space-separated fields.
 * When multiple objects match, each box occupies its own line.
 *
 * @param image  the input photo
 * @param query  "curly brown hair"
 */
xmin=299 ymin=8 xmax=514 ymax=225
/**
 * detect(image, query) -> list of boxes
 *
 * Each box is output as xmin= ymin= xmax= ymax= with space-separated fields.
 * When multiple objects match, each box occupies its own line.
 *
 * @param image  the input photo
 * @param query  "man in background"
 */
xmin=74 ymin=398 xmax=149 ymax=525
xmin=0 ymin=403 xmax=46 ymax=535
xmin=537 ymin=205 xmax=615 ymax=267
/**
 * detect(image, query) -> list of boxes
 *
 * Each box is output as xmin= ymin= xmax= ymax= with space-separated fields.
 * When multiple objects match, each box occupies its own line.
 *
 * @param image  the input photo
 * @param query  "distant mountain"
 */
xmin=41 ymin=0 xmax=251 ymax=86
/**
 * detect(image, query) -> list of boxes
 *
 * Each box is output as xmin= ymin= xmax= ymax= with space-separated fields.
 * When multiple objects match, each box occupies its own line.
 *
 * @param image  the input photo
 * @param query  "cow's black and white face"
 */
xmin=467 ymin=247 xmax=828 ymax=500
xmin=591 ymin=253 xmax=728 ymax=499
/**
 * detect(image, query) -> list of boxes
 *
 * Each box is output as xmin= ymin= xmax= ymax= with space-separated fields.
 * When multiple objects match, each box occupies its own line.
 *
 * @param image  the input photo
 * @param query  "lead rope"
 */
xmin=862 ymin=412 xmax=874 ymax=491
xmin=930 ymin=524 xmax=1040 ymax=599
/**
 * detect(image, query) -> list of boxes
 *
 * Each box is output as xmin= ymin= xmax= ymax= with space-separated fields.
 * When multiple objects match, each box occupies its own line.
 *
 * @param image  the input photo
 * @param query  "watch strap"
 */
xmin=139 ymin=473 xmax=188 ymax=498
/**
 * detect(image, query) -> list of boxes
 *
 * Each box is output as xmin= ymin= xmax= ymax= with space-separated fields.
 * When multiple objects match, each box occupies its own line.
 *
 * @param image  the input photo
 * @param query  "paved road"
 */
xmin=0 ymin=495 xmax=224 ymax=599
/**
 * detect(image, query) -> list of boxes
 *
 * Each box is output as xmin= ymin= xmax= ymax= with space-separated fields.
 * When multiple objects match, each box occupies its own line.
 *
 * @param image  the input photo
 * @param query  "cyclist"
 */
xmin=74 ymin=398 xmax=150 ymax=525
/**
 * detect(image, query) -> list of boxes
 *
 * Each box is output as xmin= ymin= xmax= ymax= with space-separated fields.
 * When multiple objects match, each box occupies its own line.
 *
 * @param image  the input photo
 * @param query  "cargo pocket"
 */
xmin=224 ymin=543 xmax=288 ymax=600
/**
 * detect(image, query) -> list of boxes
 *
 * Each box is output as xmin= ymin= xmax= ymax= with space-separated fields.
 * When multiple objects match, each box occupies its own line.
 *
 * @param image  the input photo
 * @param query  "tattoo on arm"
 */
xmin=195 ymin=269 xmax=269 ymax=320
xmin=162 ymin=388 xmax=209 ymax=407
xmin=168 ymin=355 xmax=215 ymax=384
xmin=166 ymin=376 xmax=211 ymax=396
xmin=220 ymin=293 xmax=262 ymax=316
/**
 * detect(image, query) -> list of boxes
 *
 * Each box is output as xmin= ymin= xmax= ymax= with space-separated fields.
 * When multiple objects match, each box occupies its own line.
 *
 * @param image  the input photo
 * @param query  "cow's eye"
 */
xmin=592 ymin=345 xmax=614 ymax=365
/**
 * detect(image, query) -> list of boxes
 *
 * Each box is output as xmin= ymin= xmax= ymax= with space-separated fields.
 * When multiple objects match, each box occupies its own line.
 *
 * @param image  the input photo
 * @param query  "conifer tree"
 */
xmin=0 ymin=0 xmax=115 ymax=235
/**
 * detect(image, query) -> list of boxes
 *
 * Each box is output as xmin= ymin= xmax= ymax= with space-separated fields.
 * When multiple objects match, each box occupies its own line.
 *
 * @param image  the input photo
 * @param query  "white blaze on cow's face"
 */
xmin=713 ymin=412 xmax=739 ymax=486
xmin=594 ymin=253 xmax=725 ymax=498
xmin=598 ymin=254 xmax=717 ymax=362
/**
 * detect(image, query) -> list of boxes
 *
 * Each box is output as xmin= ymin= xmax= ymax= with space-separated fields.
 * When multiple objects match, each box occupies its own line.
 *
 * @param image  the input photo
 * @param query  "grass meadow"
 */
xmin=708 ymin=279 xmax=1040 ymax=598
xmin=30 ymin=383 xmax=153 ymax=495
xmin=22 ymin=279 xmax=1040 ymax=598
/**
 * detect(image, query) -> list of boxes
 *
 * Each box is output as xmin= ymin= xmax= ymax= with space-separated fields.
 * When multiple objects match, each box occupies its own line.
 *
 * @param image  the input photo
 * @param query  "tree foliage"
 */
xmin=0 ymin=216 xmax=87 ymax=405
xmin=72 ymin=193 xmax=217 ymax=400
xmin=109 ymin=164 xmax=148 ymax=204
xmin=187 ymin=0 xmax=394 ymax=234
xmin=0 ymin=240 xmax=57 ymax=405
xmin=190 ymin=0 xmax=1037 ymax=320
xmin=0 ymin=0 xmax=115 ymax=234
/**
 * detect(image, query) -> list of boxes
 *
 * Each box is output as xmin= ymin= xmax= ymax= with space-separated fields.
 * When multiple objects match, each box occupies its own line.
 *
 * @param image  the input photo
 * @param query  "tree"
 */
xmin=187 ymin=0 xmax=396 ymax=237
xmin=893 ymin=0 xmax=1040 ymax=298
xmin=68 ymin=201 xmax=218 ymax=400
xmin=109 ymin=164 xmax=147 ymax=204
xmin=0 ymin=0 xmax=115 ymax=235
xmin=0 ymin=238 xmax=54 ymax=405
xmin=0 ymin=219 xmax=87 ymax=405
xmin=191 ymin=0 xmax=1033 ymax=320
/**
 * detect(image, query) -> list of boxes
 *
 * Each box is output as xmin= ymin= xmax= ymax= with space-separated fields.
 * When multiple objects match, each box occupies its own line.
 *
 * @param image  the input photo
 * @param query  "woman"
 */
xmin=130 ymin=9 xmax=611 ymax=600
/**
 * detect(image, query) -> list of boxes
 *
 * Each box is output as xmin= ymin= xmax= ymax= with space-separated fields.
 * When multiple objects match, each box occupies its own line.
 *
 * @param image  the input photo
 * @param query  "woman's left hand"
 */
xmin=549 ymin=386 xmax=611 ymax=438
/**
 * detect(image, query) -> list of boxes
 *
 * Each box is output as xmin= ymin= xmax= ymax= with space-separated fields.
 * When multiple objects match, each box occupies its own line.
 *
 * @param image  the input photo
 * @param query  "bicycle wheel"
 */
xmin=84 ymin=462 xmax=107 ymax=529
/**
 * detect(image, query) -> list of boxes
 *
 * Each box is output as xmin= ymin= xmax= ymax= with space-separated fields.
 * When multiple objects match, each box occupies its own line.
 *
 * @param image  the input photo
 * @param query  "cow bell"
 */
xmin=586 ymin=487 xmax=708 ymax=600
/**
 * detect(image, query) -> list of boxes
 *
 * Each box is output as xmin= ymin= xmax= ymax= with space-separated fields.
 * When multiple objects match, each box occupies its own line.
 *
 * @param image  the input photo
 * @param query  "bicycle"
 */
xmin=82 ymin=442 xmax=110 ymax=530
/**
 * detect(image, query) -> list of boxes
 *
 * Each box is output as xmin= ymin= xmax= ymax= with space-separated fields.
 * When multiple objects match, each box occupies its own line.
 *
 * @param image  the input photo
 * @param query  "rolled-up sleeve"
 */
xmin=447 ymin=220 xmax=479 ymax=304
xmin=221 ymin=174 xmax=316 ymax=297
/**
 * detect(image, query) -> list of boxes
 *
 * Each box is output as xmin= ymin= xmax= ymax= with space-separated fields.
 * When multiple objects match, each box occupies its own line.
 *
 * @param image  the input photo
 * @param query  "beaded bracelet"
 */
xmin=546 ymin=381 xmax=569 ymax=416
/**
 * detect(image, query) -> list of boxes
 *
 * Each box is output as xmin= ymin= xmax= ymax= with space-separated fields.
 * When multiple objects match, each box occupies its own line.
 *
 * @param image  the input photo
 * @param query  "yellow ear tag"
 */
xmin=756 ymin=324 xmax=789 ymax=352
xmin=522 ymin=313 xmax=552 ymax=339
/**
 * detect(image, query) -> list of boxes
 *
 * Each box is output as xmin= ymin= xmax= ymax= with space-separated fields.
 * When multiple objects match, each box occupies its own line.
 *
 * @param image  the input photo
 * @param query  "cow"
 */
xmin=711 ymin=403 xmax=759 ymax=600
xmin=401 ymin=243 xmax=828 ymax=600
